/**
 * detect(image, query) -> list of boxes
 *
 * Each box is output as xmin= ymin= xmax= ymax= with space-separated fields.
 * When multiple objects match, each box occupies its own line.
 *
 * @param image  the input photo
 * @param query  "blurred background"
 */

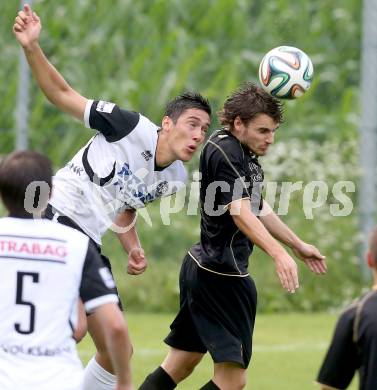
xmin=0 ymin=0 xmax=373 ymax=388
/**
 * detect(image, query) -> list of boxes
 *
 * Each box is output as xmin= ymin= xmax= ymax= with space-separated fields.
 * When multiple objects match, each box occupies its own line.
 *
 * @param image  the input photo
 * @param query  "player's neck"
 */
xmin=155 ymin=131 xmax=175 ymax=168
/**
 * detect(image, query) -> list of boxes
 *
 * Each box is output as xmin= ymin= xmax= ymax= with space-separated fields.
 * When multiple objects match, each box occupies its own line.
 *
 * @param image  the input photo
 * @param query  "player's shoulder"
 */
xmin=337 ymin=292 xmax=376 ymax=324
xmin=203 ymin=129 xmax=245 ymax=163
xmin=118 ymin=112 xmax=159 ymax=143
xmin=338 ymin=299 xmax=358 ymax=322
xmin=33 ymin=218 xmax=90 ymax=246
xmin=0 ymin=217 xmax=89 ymax=246
xmin=208 ymin=128 xmax=240 ymax=146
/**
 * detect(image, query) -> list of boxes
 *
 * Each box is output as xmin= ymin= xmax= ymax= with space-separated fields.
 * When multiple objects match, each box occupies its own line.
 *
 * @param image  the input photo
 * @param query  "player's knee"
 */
xmin=176 ymin=354 xmax=202 ymax=380
xmin=179 ymin=363 xmax=196 ymax=378
xmin=214 ymin=364 xmax=247 ymax=390
xmin=236 ymin=375 xmax=247 ymax=390
xmin=217 ymin=376 xmax=246 ymax=390
xmin=162 ymin=351 xmax=202 ymax=383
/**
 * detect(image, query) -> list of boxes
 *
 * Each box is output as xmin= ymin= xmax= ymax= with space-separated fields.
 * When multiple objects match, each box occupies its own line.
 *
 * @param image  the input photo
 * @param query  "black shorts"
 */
xmin=44 ymin=204 xmax=123 ymax=311
xmin=164 ymin=253 xmax=257 ymax=368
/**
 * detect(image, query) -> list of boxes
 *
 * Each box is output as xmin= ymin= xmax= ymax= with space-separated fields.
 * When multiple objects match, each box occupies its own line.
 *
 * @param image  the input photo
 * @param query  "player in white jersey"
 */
xmin=0 ymin=150 xmax=133 ymax=390
xmin=13 ymin=5 xmax=211 ymax=390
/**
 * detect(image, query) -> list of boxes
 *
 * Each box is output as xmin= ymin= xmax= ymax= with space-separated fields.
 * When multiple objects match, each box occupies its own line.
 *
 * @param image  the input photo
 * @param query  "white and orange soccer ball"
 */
xmin=258 ymin=46 xmax=314 ymax=99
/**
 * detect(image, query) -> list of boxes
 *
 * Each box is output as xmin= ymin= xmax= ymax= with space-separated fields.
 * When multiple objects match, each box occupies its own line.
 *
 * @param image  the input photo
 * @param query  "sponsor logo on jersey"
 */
xmin=0 ymin=240 xmax=67 ymax=258
xmin=141 ymin=150 xmax=153 ymax=161
xmin=96 ymin=101 xmax=115 ymax=114
xmin=114 ymin=163 xmax=158 ymax=207
xmin=155 ymin=181 xmax=169 ymax=197
xmin=66 ymin=162 xmax=84 ymax=176
xmin=248 ymin=161 xmax=263 ymax=182
xmin=0 ymin=343 xmax=72 ymax=357
xmin=99 ymin=267 xmax=116 ymax=289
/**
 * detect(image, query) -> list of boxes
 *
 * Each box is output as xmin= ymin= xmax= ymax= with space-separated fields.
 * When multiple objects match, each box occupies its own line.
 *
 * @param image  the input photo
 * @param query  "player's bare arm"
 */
xmin=260 ymin=200 xmax=327 ymax=275
xmin=229 ymin=198 xmax=299 ymax=293
xmin=92 ymin=303 xmax=134 ymax=390
xmin=13 ymin=4 xmax=87 ymax=120
xmin=114 ymin=210 xmax=148 ymax=275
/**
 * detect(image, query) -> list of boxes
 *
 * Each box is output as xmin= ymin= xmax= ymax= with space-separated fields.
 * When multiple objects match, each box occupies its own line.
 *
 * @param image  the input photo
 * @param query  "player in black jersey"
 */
xmin=317 ymin=227 xmax=377 ymax=390
xmin=0 ymin=150 xmax=133 ymax=390
xmin=140 ymin=83 xmax=326 ymax=390
xmin=14 ymin=5 xmax=210 ymax=390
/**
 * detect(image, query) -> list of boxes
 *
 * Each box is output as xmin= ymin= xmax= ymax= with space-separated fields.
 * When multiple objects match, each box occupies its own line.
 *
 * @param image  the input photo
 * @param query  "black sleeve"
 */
xmin=206 ymin=141 xmax=251 ymax=207
xmin=79 ymin=241 xmax=118 ymax=313
xmin=88 ymin=100 xmax=140 ymax=142
xmin=317 ymin=308 xmax=359 ymax=389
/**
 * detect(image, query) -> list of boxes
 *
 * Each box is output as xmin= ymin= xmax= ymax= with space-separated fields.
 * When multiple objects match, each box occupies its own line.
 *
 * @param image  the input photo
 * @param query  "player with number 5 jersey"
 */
xmin=0 ymin=150 xmax=133 ymax=390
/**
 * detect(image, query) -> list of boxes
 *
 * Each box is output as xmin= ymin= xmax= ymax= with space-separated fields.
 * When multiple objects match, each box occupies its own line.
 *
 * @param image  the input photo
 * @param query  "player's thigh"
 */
xmin=213 ymin=362 xmax=247 ymax=390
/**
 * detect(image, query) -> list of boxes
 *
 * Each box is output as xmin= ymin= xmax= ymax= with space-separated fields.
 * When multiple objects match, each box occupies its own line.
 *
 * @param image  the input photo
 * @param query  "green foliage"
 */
xmin=2 ymin=0 xmax=361 ymax=159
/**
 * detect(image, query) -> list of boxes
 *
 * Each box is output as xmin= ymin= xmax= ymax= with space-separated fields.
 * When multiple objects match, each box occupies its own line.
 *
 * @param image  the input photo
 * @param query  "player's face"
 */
xmin=167 ymin=108 xmax=211 ymax=161
xmin=236 ymin=114 xmax=278 ymax=156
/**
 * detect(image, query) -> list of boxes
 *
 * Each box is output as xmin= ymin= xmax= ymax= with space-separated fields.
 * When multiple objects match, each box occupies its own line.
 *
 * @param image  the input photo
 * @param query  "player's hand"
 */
xmin=127 ymin=247 xmax=147 ymax=275
xmin=13 ymin=4 xmax=41 ymax=49
xmin=292 ymin=242 xmax=327 ymax=274
xmin=273 ymin=252 xmax=299 ymax=293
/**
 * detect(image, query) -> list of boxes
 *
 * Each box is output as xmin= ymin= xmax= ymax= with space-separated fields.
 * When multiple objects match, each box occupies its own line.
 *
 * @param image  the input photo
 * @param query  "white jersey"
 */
xmin=50 ymin=100 xmax=187 ymax=245
xmin=0 ymin=217 xmax=118 ymax=390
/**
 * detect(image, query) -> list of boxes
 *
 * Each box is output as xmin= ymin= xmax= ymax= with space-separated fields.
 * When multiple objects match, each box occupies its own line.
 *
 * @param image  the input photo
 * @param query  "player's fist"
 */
xmin=127 ymin=247 xmax=147 ymax=275
xmin=13 ymin=4 xmax=41 ymax=48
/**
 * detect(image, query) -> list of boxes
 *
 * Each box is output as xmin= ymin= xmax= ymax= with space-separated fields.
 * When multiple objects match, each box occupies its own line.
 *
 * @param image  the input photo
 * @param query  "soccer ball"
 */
xmin=258 ymin=46 xmax=314 ymax=99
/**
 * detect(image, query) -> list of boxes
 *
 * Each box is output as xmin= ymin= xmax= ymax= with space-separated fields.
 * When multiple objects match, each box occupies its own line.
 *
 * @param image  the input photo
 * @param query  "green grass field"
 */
xmin=78 ymin=312 xmax=358 ymax=390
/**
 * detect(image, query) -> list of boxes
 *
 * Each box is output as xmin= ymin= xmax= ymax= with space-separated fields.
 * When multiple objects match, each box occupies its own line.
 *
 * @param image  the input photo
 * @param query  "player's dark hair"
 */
xmin=0 ymin=150 xmax=52 ymax=217
xmin=369 ymin=227 xmax=377 ymax=264
xmin=218 ymin=82 xmax=284 ymax=129
xmin=165 ymin=92 xmax=211 ymax=122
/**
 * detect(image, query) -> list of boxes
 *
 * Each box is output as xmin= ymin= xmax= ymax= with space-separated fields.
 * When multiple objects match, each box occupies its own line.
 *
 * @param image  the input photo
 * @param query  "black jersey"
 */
xmin=189 ymin=129 xmax=264 ymax=276
xmin=317 ymin=289 xmax=377 ymax=390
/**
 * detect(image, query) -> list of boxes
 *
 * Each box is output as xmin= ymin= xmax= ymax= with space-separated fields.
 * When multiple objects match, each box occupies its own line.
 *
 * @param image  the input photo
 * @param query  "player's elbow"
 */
xmin=107 ymin=321 xmax=133 ymax=356
xmin=108 ymin=320 xmax=127 ymax=338
xmin=73 ymin=323 xmax=87 ymax=343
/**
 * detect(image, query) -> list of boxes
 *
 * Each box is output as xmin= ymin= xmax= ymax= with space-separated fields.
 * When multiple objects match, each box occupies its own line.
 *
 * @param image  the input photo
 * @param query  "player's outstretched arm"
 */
xmin=229 ymin=198 xmax=299 ymax=293
xmin=114 ymin=210 xmax=148 ymax=275
xmin=259 ymin=201 xmax=327 ymax=275
xmin=92 ymin=303 xmax=134 ymax=390
xmin=13 ymin=4 xmax=87 ymax=120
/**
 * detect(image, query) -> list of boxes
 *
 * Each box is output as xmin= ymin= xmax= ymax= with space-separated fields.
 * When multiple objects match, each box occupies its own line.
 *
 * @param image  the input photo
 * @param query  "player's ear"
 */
xmin=161 ymin=115 xmax=173 ymax=133
xmin=367 ymin=251 xmax=375 ymax=269
xmin=233 ymin=116 xmax=244 ymax=133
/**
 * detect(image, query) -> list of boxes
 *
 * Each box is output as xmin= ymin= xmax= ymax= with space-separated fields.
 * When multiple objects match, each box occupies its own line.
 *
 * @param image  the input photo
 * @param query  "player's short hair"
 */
xmin=165 ymin=92 xmax=211 ymax=123
xmin=218 ymin=82 xmax=284 ymax=129
xmin=369 ymin=227 xmax=377 ymax=264
xmin=0 ymin=150 xmax=52 ymax=217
